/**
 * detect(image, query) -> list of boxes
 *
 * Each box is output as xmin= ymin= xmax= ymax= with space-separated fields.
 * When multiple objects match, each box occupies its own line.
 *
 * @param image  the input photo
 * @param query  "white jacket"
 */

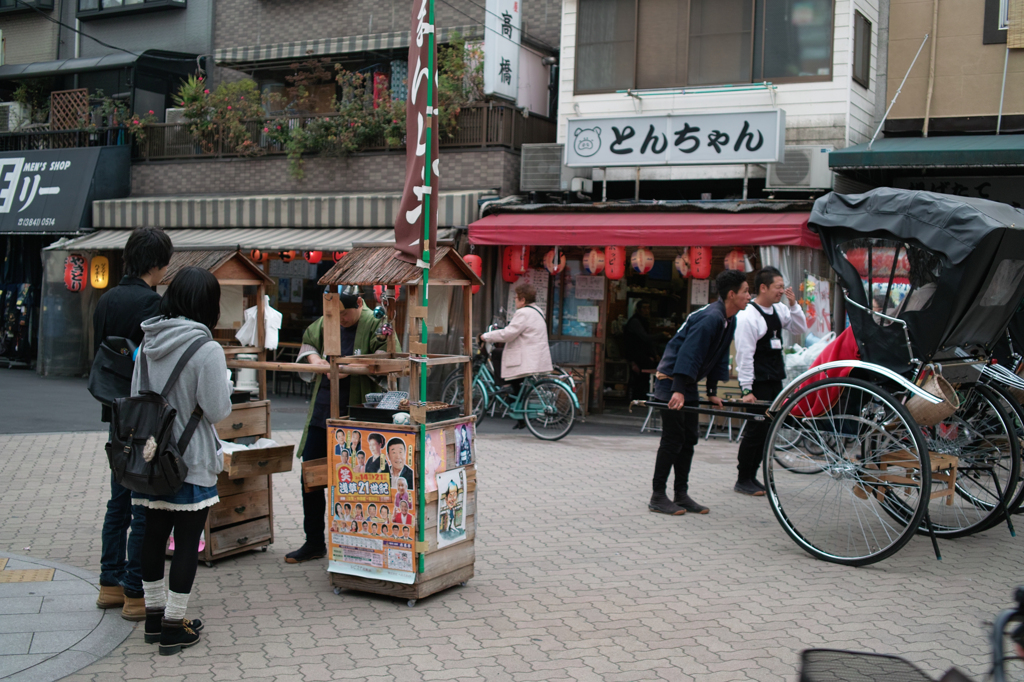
xmin=735 ymin=301 xmax=808 ymax=390
xmin=480 ymin=305 xmax=553 ymax=380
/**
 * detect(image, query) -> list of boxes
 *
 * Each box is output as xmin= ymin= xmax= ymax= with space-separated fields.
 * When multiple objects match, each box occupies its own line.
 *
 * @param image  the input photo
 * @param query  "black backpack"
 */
xmin=106 ymin=337 xmax=214 ymax=497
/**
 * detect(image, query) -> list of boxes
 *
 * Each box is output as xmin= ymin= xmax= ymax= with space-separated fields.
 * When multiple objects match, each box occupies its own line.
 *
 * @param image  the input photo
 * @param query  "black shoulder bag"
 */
xmin=88 ymin=337 xmax=137 ymax=406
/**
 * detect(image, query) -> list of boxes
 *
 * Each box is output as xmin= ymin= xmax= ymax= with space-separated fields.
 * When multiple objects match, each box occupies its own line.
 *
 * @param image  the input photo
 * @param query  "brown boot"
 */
xmin=96 ymin=585 xmax=124 ymax=609
xmin=121 ymin=595 xmax=146 ymax=621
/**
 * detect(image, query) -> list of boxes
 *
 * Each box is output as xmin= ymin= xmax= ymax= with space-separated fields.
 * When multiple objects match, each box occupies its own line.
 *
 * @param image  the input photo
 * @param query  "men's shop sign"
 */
xmin=0 ymin=147 xmax=129 ymax=234
xmin=564 ymin=110 xmax=786 ymax=167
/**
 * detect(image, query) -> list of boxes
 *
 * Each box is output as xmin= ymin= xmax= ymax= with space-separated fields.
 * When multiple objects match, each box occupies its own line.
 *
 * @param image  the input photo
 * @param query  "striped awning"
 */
xmin=93 ymin=190 xmax=487 ymax=230
xmin=214 ymin=25 xmax=484 ymax=67
xmin=48 ymin=227 xmax=456 ymax=252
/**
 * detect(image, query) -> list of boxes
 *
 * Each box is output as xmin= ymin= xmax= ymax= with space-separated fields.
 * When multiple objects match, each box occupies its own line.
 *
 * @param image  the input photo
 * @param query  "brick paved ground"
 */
xmin=1 ymin=428 xmax=1019 ymax=681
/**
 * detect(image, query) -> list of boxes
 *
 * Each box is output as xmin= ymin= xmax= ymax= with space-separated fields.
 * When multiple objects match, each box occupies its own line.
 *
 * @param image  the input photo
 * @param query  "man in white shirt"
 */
xmin=734 ymin=267 xmax=808 ymax=496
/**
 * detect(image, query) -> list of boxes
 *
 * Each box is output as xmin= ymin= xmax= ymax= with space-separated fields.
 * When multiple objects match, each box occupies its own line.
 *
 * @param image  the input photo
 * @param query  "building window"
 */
xmin=852 ymin=11 xmax=871 ymax=89
xmin=0 ymin=0 xmax=54 ymax=13
xmin=77 ymin=0 xmax=185 ymax=20
xmin=575 ymin=0 xmax=833 ymax=94
xmin=984 ymin=0 xmax=1008 ymax=43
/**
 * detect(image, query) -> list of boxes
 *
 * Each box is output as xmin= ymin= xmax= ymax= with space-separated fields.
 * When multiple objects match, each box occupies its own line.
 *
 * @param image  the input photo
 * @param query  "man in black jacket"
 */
xmin=93 ymin=227 xmax=172 ymax=620
xmin=648 ymin=270 xmax=750 ymax=516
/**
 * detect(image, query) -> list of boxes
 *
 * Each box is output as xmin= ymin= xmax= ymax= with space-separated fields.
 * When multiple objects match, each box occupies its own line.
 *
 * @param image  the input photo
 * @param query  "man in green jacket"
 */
xmin=285 ymin=288 xmax=394 ymax=564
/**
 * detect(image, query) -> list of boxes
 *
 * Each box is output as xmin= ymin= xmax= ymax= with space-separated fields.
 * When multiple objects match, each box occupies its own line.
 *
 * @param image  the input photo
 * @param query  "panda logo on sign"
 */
xmin=573 ymin=127 xmax=601 ymax=158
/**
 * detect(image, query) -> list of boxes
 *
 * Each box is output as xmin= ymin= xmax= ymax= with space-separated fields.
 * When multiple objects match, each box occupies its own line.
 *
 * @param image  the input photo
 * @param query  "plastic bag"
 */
xmin=235 ymin=295 xmax=283 ymax=349
xmin=785 ymin=332 xmax=836 ymax=382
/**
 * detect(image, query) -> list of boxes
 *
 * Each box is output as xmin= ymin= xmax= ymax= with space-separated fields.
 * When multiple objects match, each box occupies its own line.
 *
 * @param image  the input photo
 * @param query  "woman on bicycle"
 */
xmin=480 ymin=283 xmax=553 ymax=429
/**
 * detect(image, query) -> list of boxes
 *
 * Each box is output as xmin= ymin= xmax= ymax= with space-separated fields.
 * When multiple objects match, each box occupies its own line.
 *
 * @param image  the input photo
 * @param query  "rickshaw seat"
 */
xmin=791 ymin=327 xmax=861 ymax=418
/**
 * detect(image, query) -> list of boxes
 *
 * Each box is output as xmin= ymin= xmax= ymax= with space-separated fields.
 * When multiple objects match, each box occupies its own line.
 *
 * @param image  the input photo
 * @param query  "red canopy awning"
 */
xmin=468 ymin=212 xmax=820 ymax=249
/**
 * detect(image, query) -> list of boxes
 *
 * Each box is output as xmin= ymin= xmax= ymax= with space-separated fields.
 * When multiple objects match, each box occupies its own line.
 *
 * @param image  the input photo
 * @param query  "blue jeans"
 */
xmin=99 ymin=473 xmax=146 ymax=597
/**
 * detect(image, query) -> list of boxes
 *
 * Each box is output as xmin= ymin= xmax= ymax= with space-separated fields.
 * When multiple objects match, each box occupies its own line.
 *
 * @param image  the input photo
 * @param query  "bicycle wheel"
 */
xmin=523 ymin=379 xmax=575 ymax=441
xmin=917 ymin=384 xmax=1019 ymax=538
xmin=440 ymin=372 xmax=488 ymax=424
xmin=988 ymin=383 xmax=1024 ymax=515
xmin=771 ymin=421 xmax=831 ymax=474
xmin=764 ymin=376 xmax=930 ymax=566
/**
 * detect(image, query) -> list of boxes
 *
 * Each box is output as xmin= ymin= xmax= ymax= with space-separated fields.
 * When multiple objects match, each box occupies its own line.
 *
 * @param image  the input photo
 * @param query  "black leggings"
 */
xmin=140 ymin=507 xmax=209 ymax=595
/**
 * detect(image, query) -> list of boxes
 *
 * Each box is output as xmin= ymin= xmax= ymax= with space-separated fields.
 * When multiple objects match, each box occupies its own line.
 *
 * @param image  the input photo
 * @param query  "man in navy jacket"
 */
xmin=649 ymin=270 xmax=750 ymax=515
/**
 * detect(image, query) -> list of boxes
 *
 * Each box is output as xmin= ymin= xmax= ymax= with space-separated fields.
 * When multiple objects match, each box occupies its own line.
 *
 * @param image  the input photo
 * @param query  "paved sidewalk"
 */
xmin=0 ymin=428 xmax=1019 ymax=681
xmin=0 ymin=552 xmax=132 ymax=681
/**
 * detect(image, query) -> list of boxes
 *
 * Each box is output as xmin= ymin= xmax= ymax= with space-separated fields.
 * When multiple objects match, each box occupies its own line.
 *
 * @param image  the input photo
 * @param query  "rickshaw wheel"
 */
xmin=910 ymin=384 xmax=1019 ymax=538
xmin=988 ymin=383 xmax=1024 ymax=515
xmin=764 ymin=376 xmax=930 ymax=566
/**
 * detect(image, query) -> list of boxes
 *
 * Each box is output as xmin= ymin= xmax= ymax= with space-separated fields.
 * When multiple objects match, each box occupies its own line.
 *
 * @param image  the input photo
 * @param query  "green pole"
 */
xmin=417 ymin=0 xmax=436 ymax=576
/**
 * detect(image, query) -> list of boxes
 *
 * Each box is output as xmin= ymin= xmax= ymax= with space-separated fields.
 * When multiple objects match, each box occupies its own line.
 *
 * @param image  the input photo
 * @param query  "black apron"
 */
xmin=753 ymin=304 xmax=786 ymax=382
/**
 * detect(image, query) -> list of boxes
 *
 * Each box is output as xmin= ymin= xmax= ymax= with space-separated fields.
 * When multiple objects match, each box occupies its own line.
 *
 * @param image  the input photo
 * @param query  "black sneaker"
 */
xmin=513 ymin=420 xmax=527 ymax=430
xmin=752 ymin=478 xmax=767 ymax=492
xmin=284 ymin=543 xmax=327 ymax=564
xmin=648 ymin=492 xmax=686 ymax=515
xmin=145 ymin=609 xmax=203 ymax=644
xmin=734 ymin=479 xmax=766 ymax=497
xmin=674 ymin=493 xmax=709 ymax=514
xmin=159 ymin=618 xmax=200 ymax=656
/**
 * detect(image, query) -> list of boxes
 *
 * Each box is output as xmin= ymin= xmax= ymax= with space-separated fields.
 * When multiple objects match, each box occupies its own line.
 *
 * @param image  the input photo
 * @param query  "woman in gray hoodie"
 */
xmin=130 ymin=266 xmax=232 ymax=655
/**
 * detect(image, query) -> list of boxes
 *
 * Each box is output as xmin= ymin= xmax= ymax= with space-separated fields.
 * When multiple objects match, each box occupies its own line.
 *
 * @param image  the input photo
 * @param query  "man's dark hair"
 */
xmin=368 ymin=433 xmax=385 ymax=447
xmin=754 ymin=267 xmax=783 ymax=295
xmin=716 ymin=270 xmax=748 ymax=300
xmin=123 ymin=227 xmax=173 ymax=279
xmin=160 ymin=266 xmax=221 ymax=331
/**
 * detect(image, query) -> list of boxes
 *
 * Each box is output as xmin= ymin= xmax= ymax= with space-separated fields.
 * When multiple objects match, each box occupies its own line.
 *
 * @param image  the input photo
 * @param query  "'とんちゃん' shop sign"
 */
xmin=564 ymin=110 xmax=786 ymax=167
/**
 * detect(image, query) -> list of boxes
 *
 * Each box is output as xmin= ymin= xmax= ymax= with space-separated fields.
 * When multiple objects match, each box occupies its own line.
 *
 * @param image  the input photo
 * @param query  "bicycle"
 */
xmin=440 ymin=341 xmax=579 ymax=441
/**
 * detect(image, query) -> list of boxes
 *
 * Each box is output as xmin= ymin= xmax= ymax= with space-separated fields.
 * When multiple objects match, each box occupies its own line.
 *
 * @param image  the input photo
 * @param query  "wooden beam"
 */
xmin=323 ymin=293 xmax=342 ymax=357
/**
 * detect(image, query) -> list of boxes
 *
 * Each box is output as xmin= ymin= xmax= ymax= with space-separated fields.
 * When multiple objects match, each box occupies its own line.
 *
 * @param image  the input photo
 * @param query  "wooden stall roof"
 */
xmin=318 ymin=245 xmax=484 ymax=287
xmin=161 ymin=250 xmax=273 ymax=285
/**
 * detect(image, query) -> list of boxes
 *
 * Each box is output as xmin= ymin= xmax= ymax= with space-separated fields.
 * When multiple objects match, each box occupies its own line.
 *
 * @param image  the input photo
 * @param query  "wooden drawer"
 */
xmin=215 ymin=401 xmax=270 ymax=440
xmin=222 ymin=445 xmax=294 ymax=479
xmin=216 ymin=472 xmax=268 ymax=496
xmin=209 ymin=489 xmax=270 ymax=528
xmin=210 ymin=517 xmax=271 ymax=556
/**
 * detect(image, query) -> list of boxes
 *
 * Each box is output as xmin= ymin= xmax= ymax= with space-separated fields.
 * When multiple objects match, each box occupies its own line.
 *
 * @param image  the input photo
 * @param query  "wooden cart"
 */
xmin=161 ymin=250 xmax=295 ymax=565
xmin=309 ymin=245 xmax=483 ymax=605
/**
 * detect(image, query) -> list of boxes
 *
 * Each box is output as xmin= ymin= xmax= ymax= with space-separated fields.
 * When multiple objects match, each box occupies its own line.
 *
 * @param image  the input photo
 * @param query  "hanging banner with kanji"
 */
xmin=327 ymin=426 xmax=418 ymax=584
xmin=393 ymin=0 xmax=439 ymax=266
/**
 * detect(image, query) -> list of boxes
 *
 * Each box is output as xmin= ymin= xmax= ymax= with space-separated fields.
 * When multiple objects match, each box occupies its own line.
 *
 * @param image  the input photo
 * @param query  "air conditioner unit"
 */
xmin=766 ymin=145 xmax=834 ymax=190
xmin=520 ymin=143 xmax=591 ymax=193
xmin=0 ymin=102 xmax=31 ymax=132
xmin=164 ymin=107 xmax=186 ymax=124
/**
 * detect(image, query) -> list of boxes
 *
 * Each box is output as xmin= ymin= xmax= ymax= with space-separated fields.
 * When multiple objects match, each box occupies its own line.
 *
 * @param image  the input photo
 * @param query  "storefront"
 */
xmin=41 ymin=189 xmax=487 ymax=375
xmin=0 ymin=146 xmax=131 ymax=369
xmin=468 ymin=203 xmax=832 ymax=412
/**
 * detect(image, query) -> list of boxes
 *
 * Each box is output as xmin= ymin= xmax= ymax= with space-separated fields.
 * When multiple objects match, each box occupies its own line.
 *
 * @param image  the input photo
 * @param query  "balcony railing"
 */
xmin=0 ymin=127 xmax=132 ymax=153
xmin=137 ymin=103 xmax=556 ymax=161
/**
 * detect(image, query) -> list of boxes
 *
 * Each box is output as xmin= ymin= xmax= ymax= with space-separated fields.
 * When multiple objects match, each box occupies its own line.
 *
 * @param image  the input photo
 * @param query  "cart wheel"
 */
xmin=261 ymin=546 xmax=268 ymax=552
xmin=990 ymin=384 xmax=1024 ymax=515
xmin=407 ymin=599 xmax=417 ymax=608
xmin=333 ymin=586 xmax=342 ymax=595
xmin=763 ymin=376 xmax=930 ymax=566
xmin=460 ymin=581 xmax=467 ymax=586
xmin=523 ymin=380 xmax=576 ymax=441
xmin=913 ymin=384 xmax=1020 ymax=538
xmin=204 ymin=561 xmax=213 ymax=568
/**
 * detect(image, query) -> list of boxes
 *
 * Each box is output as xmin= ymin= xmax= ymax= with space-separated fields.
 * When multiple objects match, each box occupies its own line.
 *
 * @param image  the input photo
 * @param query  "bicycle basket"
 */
xmin=800 ymin=649 xmax=934 ymax=682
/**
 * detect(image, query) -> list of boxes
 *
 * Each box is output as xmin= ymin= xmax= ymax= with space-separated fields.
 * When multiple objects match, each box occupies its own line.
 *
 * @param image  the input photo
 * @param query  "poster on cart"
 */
xmin=327 ymin=426 xmax=417 ymax=584
xmin=436 ymin=467 xmax=468 ymax=549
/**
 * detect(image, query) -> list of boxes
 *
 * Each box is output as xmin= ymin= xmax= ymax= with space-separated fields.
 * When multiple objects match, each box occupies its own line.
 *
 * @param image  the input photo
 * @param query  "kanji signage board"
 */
xmin=0 ymin=146 xmax=129 ymax=234
xmin=484 ymin=0 xmax=521 ymax=101
xmin=327 ymin=425 xmax=418 ymax=584
xmin=565 ymin=110 xmax=787 ymax=167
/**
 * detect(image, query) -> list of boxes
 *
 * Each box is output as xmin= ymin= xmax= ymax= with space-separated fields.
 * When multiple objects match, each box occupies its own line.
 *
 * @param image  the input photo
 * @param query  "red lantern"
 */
xmin=464 ymin=254 xmax=483 ymax=295
xmin=373 ymin=285 xmax=384 ymax=303
xmin=543 ymin=249 xmax=566 ymax=275
xmin=674 ymin=249 xmax=691 ymax=278
xmin=631 ymin=248 xmax=654 ymax=275
xmin=502 ymin=246 xmax=518 ymax=283
xmin=724 ymin=248 xmax=746 ymax=271
xmin=605 ymin=246 xmax=626 ymax=280
xmin=331 ymin=251 xmax=348 ymax=262
xmin=249 ymin=249 xmax=268 ymax=264
xmin=64 ymin=254 xmax=87 ymax=292
xmin=582 ymin=248 xmax=605 ymax=275
xmin=690 ymin=246 xmax=712 ymax=279
xmin=304 ymin=250 xmax=323 ymax=264
xmin=507 ymin=246 xmax=530 ymax=275
xmin=280 ymin=250 xmax=297 ymax=263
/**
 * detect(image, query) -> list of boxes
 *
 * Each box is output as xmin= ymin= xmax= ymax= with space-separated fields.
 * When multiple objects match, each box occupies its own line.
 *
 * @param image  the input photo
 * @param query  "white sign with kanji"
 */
xmin=484 ymin=0 xmax=520 ymax=102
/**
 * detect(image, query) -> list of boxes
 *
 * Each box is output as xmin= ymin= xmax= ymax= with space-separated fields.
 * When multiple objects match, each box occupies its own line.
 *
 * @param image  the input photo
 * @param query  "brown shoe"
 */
xmin=121 ymin=596 xmax=146 ymax=621
xmin=96 ymin=584 xmax=124 ymax=609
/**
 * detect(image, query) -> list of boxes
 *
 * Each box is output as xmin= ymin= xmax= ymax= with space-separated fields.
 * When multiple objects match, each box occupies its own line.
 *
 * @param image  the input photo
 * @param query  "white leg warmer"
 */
xmin=164 ymin=589 xmax=191 ymax=621
xmin=142 ymin=579 xmax=167 ymax=611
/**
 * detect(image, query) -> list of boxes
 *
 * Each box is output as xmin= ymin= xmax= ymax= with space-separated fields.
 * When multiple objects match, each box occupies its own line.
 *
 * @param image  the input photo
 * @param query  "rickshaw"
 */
xmin=763 ymin=188 xmax=1024 ymax=566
